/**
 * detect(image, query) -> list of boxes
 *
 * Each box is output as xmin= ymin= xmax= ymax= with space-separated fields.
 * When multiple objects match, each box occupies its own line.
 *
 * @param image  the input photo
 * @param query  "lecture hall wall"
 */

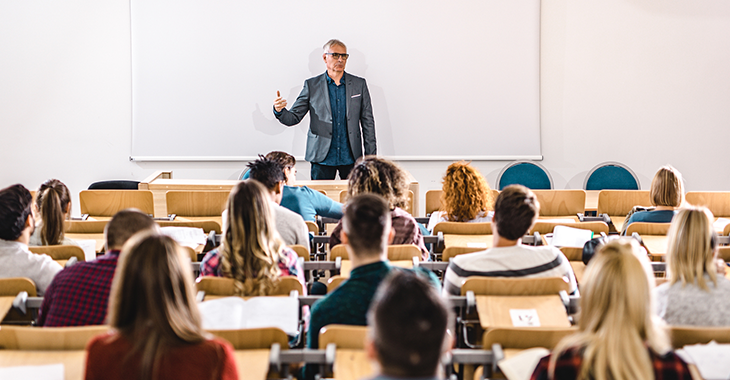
xmin=2 ymin=1 xmax=729 ymax=215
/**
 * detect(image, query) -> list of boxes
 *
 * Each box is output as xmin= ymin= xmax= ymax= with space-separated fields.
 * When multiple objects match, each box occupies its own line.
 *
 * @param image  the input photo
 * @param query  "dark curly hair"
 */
xmin=345 ymin=156 xmax=409 ymax=210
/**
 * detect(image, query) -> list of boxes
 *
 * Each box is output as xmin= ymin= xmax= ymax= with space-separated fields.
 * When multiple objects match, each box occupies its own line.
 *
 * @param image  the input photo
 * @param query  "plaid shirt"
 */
xmin=198 ymin=246 xmax=305 ymax=293
xmin=37 ymin=251 xmax=120 ymax=327
xmin=329 ymin=207 xmax=429 ymax=260
xmin=531 ymin=346 xmax=692 ymax=380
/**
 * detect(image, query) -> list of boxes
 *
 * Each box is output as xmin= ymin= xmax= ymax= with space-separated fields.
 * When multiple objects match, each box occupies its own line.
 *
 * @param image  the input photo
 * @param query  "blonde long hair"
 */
xmin=439 ymin=161 xmax=493 ymax=222
xmin=108 ymin=233 xmax=206 ymax=380
xmin=666 ymin=206 xmax=718 ymax=290
xmin=550 ymin=239 xmax=670 ymax=380
xmin=220 ymin=180 xmax=284 ymax=296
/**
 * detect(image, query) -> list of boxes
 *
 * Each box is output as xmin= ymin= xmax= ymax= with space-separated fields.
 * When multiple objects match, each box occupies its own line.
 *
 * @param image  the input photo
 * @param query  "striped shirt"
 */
xmin=442 ymin=244 xmax=578 ymax=296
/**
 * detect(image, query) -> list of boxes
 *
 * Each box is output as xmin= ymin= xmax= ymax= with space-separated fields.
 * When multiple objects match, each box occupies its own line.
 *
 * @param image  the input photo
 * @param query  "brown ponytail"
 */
xmin=36 ymin=179 xmax=71 ymax=245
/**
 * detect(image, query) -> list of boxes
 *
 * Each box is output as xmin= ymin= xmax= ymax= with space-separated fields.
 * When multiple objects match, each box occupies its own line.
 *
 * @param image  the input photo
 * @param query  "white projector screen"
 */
xmin=130 ymin=0 xmax=541 ymax=161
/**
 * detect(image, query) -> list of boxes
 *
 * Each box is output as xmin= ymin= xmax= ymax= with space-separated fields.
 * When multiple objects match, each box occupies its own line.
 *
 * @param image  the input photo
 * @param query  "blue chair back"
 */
xmin=584 ymin=163 xmax=639 ymax=190
xmin=497 ymin=162 xmax=552 ymax=190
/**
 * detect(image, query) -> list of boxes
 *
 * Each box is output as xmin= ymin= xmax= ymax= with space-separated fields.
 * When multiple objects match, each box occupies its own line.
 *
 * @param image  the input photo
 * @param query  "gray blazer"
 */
xmin=276 ymin=72 xmax=376 ymax=163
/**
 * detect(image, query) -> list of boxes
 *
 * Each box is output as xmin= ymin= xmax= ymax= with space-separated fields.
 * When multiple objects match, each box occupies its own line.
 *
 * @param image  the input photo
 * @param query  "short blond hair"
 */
xmin=323 ymin=39 xmax=346 ymax=52
xmin=650 ymin=165 xmax=684 ymax=207
xmin=666 ymin=206 xmax=717 ymax=290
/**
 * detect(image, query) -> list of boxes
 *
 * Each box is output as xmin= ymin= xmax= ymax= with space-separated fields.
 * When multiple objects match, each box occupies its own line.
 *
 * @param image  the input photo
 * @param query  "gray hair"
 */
xmin=323 ymin=39 xmax=347 ymax=52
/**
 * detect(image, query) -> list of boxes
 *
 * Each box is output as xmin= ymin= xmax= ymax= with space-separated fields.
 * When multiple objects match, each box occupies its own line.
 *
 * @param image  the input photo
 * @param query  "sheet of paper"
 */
xmin=198 ymin=296 xmax=299 ymax=335
xmin=550 ymin=225 xmax=594 ymax=248
xmin=75 ymin=239 xmax=98 ymax=261
xmin=160 ymin=227 xmax=207 ymax=249
xmin=498 ymin=347 xmax=550 ymax=380
xmin=509 ymin=309 xmax=541 ymax=327
xmin=0 ymin=363 xmax=64 ymax=380
xmin=714 ymin=218 xmax=730 ymax=231
xmin=682 ymin=341 xmax=730 ymax=380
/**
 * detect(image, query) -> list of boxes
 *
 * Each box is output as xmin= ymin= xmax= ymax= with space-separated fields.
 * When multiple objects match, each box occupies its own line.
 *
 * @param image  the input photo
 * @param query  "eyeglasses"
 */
xmin=325 ymin=53 xmax=349 ymax=60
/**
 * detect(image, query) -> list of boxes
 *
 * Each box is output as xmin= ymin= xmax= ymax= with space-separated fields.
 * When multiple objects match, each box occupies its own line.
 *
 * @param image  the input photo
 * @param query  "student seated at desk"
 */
xmin=29 ymin=178 xmax=77 ymax=246
xmin=38 ymin=209 xmax=158 ymax=326
xmin=244 ymin=151 xmax=344 ymax=222
xmin=199 ymin=180 xmax=305 ymax=296
xmin=443 ymin=185 xmax=577 ymax=296
xmin=365 ymin=270 xmax=453 ymax=380
xmin=655 ymin=206 xmax=730 ymax=326
xmin=330 ymin=156 xmax=428 ymax=260
xmin=305 ymin=194 xmax=439 ymax=380
xmin=622 ymin=165 xmax=684 ymax=234
xmin=531 ymin=239 xmax=692 ymax=380
xmin=0 ymin=184 xmax=62 ymax=295
xmin=85 ymin=233 xmax=237 ymax=380
xmin=427 ymin=161 xmax=494 ymax=231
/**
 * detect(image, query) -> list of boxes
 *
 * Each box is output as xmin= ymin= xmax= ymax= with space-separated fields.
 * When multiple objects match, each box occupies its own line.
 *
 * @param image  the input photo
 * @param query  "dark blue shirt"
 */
xmin=320 ymin=72 xmax=354 ymax=166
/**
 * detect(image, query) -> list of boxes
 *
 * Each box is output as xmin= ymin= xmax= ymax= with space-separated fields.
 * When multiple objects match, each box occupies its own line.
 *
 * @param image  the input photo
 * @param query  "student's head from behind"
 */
xmin=248 ymin=155 xmax=285 ymax=200
xmin=104 ymin=209 xmax=158 ymax=251
xmin=440 ymin=161 xmax=494 ymax=222
xmin=666 ymin=206 xmax=718 ymax=290
xmin=265 ymin=151 xmax=297 ymax=185
xmin=550 ymin=239 xmax=668 ymax=380
xmin=341 ymin=194 xmax=393 ymax=259
xmin=35 ymin=179 xmax=72 ymax=245
xmin=0 ymin=184 xmax=34 ymax=242
xmin=367 ymin=270 xmax=452 ymax=378
xmin=346 ymin=156 xmax=409 ymax=210
xmin=492 ymin=185 xmax=539 ymax=241
xmin=221 ymin=180 xmax=284 ymax=296
xmin=650 ymin=165 xmax=684 ymax=208
xmin=109 ymin=232 xmax=205 ymax=380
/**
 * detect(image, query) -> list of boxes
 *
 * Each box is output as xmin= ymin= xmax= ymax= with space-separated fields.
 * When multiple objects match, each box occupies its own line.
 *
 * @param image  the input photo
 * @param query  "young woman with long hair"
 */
xmin=427 ymin=161 xmax=494 ymax=231
xmin=198 ymin=180 xmax=305 ymax=296
xmin=531 ymin=239 xmax=691 ymax=380
xmin=85 ymin=233 xmax=237 ymax=380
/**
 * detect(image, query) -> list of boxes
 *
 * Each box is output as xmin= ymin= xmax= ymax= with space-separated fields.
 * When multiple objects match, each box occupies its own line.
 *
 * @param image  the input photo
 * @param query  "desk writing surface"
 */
xmin=334 ymin=349 xmax=373 ymax=380
xmin=444 ymin=235 xmax=492 ymax=249
xmin=569 ymin=262 xmax=586 ymax=286
xmin=65 ymin=234 xmax=105 ymax=253
xmin=339 ymin=260 xmax=413 ymax=277
xmin=641 ymin=235 xmax=668 ymax=261
xmin=0 ymin=350 xmax=86 ymax=380
xmin=232 ymin=349 xmax=270 ymax=380
xmin=0 ymin=297 xmax=15 ymax=322
xmin=585 ymin=190 xmax=599 ymax=212
xmin=475 ymin=295 xmax=571 ymax=330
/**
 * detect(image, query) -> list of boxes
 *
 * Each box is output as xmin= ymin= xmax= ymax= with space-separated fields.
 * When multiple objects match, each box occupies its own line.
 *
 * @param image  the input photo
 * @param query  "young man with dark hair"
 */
xmin=443 ymin=185 xmax=577 ymax=295
xmin=247 ymin=156 xmax=309 ymax=249
xmin=366 ymin=270 xmax=453 ymax=380
xmin=38 ymin=209 xmax=158 ymax=326
xmin=0 ymin=184 xmax=63 ymax=294
xmin=304 ymin=193 xmax=439 ymax=380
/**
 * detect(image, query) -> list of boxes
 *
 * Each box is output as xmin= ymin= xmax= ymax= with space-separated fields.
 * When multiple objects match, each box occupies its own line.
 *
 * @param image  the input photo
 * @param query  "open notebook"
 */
xmin=197 ymin=296 xmax=299 ymax=335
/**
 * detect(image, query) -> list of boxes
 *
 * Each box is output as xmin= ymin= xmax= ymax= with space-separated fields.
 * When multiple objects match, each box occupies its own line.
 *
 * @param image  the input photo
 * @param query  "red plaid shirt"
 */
xmin=38 ymin=251 xmax=120 ymax=327
xmin=531 ymin=346 xmax=692 ymax=380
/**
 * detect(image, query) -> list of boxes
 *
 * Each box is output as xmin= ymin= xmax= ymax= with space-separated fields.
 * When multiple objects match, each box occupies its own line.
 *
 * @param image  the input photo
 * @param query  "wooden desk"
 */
xmin=333 ymin=349 xmax=373 ymax=380
xmin=0 ymin=350 xmax=85 ymax=380
xmin=585 ymin=190 xmax=599 ymax=212
xmin=232 ymin=349 xmax=270 ymax=380
xmin=443 ymin=234 xmax=492 ymax=249
xmin=339 ymin=260 xmax=414 ymax=277
xmin=475 ymin=296 xmax=571 ymax=330
xmin=66 ymin=233 xmax=105 ymax=253
xmin=139 ymin=170 xmax=420 ymax=216
xmin=0 ymin=297 xmax=15 ymax=322
xmin=641 ymin=235 xmax=668 ymax=261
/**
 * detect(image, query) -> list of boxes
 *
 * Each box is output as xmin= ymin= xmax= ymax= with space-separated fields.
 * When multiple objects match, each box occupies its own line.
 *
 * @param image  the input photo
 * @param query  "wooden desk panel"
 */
xmin=0 ymin=351 xmax=85 ymax=380
xmin=444 ymin=235 xmax=492 ymax=249
xmin=334 ymin=349 xmax=373 ymax=380
xmin=475 ymin=296 xmax=571 ymax=330
xmin=232 ymin=349 xmax=270 ymax=380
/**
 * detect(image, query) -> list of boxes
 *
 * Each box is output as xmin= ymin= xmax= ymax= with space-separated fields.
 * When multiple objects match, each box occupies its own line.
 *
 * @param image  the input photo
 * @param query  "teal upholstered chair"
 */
xmin=583 ymin=162 xmax=639 ymax=190
xmin=496 ymin=161 xmax=553 ymax=190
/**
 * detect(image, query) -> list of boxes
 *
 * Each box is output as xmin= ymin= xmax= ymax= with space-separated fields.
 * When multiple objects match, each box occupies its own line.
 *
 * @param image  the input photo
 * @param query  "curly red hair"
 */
xmin=439 ymin=162 xmax=493 ymax=222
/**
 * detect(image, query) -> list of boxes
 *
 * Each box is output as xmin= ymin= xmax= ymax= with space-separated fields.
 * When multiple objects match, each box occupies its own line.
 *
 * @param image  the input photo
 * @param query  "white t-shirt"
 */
xmin=427 ymin=210 xmax=494 ymax=232
xmin=0 ymin=239 xmax=63 ymax=295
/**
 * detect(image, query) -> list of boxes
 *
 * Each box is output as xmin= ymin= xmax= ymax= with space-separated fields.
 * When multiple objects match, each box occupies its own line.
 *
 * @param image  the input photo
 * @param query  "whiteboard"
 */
xmin=130 ymin=0 xmax=541 ymax=161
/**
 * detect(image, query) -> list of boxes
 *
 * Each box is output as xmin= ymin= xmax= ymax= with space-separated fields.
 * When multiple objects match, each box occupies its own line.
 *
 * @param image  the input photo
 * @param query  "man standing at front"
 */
xmin=273 ymin=39 xmax=376 ymax=180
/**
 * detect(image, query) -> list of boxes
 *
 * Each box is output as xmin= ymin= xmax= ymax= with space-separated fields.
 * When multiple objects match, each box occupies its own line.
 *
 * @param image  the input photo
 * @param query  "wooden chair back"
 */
xmin=596 ymin=190 xmax=652 ymax=216
xmin=181 ymin=246 xmax=197 ymax=262
xmin=79 ymin=190 xmax=155 ymax=217
xmin=530 ymin=221 xmax=608 ymax=235
xmin=165 ymin=190 xmax=229 ymax=217
xmin=559 ymin=247 xmax=583 ymax=261
xmin=442 ymin=246 xmax=484 ymax=262
xmin=686 ymin=191 xmax=730 ymax=217
xmin=329 ymin=244 xmax=421 ymax=262
xmin=327 ymin=276 xmax=348 ymax=293
xmin=0 ymin=326 xmax=109 ymax=350
xmin=717 ymin=246 xmax=730 ymax=262
xmin=65 ymin=220 xmax=108 ymax=233
xmin=532 ymin=190 xmax=586 ymax=217
xmin=28 ymin=245 xmax=85 ymax=262
xmin=432 ymin=222 xmax=492 ymax=235
xmin=158 ymin=220 xmax=222 ymax=234
xmin=319 ymin=324 xmax=368 ymax=349
xmin=196 ymin=276 xmax=303 ymax=297
xmin=482 ymin=327 xmax=577 ymax=350
xmin=207 ymin=327 xmax=289 ymax=350
xmin=425 ymin=189 xmax=442 ymax=216
xmin=340 ymin=190 xmax=415 ymax=215
xmin=461 ymin=277 xmax=570 ymax=296
xmin=290 ymin=245 xmax=310 ymax=261
xmin=625 ymin=222 xmax=671 ymax=236
xmin=305 ymin=221 xmax=319 ymax=235
xmin=0 ymin=278 xmax=37 ymax=297
xmin=668 ymin=325 xmax=730 ymax=349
